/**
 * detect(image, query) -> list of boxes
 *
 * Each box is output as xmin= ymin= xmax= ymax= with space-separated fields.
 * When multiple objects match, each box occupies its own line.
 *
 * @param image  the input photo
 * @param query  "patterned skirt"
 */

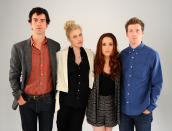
xmin=89 ymin=95 xmax=117 ymax=127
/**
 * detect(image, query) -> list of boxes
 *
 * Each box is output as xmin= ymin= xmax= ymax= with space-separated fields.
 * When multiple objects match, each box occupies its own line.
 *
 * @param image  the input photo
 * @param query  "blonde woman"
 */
xmin=55 ymin=21 xmax=94 ymax=131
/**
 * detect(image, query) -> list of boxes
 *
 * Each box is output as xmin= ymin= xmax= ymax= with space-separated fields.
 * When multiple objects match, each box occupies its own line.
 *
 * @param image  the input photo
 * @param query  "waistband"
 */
xmin=23 ymin=92 xmax=53 ymax=101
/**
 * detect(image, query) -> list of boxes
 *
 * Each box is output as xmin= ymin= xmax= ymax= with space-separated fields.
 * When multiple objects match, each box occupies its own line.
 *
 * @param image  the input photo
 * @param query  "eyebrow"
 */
xmin=32 ymin=18 xmax=46 ymax=20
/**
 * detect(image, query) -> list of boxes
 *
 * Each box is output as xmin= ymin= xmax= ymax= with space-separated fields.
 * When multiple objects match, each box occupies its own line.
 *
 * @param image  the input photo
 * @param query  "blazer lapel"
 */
xmin=24 ymin=39 xmax=32 ymax=78
xmin=62 ymin=48 xmax=69 ymax=88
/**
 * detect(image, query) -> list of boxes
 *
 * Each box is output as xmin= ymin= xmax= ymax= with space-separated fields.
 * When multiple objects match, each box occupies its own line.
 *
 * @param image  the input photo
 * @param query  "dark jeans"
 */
xmin=19 ymin=95 xmax=55 ymax=131
xmin=119 ymin=112 xmax=153 ymax=131
xmin=56 ymin=106 xmax=86 ymax=131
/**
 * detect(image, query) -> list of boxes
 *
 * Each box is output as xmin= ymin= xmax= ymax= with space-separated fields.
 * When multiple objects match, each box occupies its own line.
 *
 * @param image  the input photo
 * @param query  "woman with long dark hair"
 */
xmin=86 ymin=33 xmax=121 ymax=131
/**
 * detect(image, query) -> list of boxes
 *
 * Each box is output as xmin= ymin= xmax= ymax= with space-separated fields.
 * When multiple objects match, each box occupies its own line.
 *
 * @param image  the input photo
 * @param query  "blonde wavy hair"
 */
xmin=64 ymin=20 xmax=82 ymax=38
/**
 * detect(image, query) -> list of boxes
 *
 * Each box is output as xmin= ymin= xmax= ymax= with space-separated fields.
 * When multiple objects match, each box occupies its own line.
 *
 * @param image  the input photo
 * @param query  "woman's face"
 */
xmin=102 ymin=37 xmax=114 ymax=57
xmin=68 ymin=28 xmax=83 ymax=48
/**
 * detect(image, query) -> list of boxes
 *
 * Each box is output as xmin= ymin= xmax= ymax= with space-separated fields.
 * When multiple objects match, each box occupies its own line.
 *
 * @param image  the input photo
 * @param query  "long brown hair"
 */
xmin=94 ymin=33 xmax=121 ymax=80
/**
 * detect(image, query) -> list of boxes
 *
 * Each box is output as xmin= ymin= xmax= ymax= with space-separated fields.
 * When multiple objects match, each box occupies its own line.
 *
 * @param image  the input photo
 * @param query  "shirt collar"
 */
xmin=30 ymin=36 xmax=47 ymax=47
xmin=128 ymin=42 xmax=144 ymax=53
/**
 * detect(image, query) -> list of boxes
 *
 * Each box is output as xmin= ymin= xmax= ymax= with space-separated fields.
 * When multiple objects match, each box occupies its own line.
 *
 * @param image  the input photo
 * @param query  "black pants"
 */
xmin=56 ymin=106 xmax=86 ymax=131
xmin=19 ymin=95 xmax=55 ymax=131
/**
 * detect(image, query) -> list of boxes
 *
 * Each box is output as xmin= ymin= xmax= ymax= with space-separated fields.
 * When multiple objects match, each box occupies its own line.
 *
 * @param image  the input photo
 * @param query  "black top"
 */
xmin=60 ymin=47 xmax=90 ymax=109
xmin=99 ymin=72 xmax=115 ymax=96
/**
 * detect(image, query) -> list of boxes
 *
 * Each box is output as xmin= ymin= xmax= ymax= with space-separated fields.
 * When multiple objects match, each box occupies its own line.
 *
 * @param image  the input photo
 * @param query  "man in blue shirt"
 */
xmin=120 ymin=17 xmax=163 ymax=131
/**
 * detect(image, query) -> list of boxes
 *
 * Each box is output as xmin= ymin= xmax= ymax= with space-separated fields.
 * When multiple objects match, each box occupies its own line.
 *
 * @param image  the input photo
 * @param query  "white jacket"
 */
xmin=55 ymin=47 xmax=94 ymax=112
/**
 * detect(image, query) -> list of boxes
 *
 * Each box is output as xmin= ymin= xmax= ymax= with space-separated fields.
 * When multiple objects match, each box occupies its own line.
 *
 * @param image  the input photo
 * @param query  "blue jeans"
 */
xmin=119 ymin=112 xmax=153 ymax=131
xmin=19 ymin=95 xmax=55 ymax=131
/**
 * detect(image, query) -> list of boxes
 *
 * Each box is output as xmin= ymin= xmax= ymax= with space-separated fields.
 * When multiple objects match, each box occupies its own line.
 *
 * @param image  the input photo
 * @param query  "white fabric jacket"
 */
xmin=55 ymin=47 xmax=94 ymax=112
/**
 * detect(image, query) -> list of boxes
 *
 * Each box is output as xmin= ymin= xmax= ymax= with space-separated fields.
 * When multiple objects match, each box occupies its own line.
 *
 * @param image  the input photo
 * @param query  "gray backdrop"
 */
xmin=1 ymin=0 xmax=172 ymax=130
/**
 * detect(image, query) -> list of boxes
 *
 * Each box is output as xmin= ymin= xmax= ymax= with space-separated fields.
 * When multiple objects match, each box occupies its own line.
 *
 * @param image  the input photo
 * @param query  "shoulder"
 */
xmin=11 ymin=39 xmax=30 ymax=54
xmin=47 ymin=38 xmax=60 ymax=45
xmin=120 ymin=47 xmax=129 ymax=56
xmin=143 ymin=44 xmax=159 ymax=58
xmin=56 ymin=47 xmax=68 ymax=56
xmin=47 ymin=38 xmax=60 ymax=49
xmin=13 ymin=39 xmax=29 ymax=48
xmin=84 ymin=48 xmax=94 ymax=56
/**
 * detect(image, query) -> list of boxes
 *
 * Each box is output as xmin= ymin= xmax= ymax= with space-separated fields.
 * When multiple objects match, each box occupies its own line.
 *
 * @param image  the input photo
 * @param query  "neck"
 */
xmin=71 ymin=46 xmax=81 ymax=57
xmin=130 ymin=42 xmax=141 ymax=49
xmin=104 ymin=56 xmax=110 ymax=63
xmin=32 ymin=34 xmax=45 ymax=44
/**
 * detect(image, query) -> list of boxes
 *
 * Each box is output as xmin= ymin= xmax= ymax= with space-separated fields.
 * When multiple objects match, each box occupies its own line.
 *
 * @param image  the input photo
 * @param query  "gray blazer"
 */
xmin=9 ymin=38 xmax=60 ymax=110
xmin=86 ymin=75 xmax=120 ymax=125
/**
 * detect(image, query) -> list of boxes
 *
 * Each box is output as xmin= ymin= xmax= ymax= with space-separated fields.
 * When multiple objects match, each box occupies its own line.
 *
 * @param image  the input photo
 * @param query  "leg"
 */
xmin=56 ymin=106 xmax=70 ymax=131
xmin=119 ymin=113 xmax=134 ymax=131
xmin=105 ymin=127 xmax=112 ymax=131
xmin=134 ymin=113 xmax=153 ymax=131
xmin=68 ymin=108 xmax=86 ymax=131
xmin=38 ymin=96 xmax=55 ymax=131
xmin=19 ymin=101 xmax=37 ymax=131
xmin=93 ymin=126 xmax=105 ymax=131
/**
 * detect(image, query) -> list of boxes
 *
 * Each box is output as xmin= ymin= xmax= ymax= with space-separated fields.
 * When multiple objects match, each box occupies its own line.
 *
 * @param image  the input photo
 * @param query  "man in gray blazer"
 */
xmin=9 ymin=7 xmax=60 ymax=131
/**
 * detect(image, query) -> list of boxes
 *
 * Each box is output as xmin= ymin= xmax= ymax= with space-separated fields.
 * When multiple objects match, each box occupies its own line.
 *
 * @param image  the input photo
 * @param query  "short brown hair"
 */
xmin=125 ymin=17 xmax=144 ymax=32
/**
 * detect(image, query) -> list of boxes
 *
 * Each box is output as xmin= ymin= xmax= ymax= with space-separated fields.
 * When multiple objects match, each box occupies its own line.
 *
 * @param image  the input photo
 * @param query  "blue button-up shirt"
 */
xmin=120 ymin=43 xmax=163 ymax=116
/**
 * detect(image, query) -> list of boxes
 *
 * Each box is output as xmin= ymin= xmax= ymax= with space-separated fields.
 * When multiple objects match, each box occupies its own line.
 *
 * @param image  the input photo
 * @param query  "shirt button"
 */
xmin=133 ymin=49 xmax=135 ymax=52
xmin=78 ymin=82 xmax=80 ymax=85
xmin=126 ymin=101 xmax=129 ymax=104
xmin=129 ymin=74 xmax=132 ymax=77
xmin=128 ymin=93 xmax=130 ymax=95
xmin=128 ymin=84 xmax=130 ymax=86
xmin=78 ymin=74 xmax=80 ymax=77
xmin=130 ymin=66 xmax=133 ymax=68
xmin=131 ymin=56 xmax=134 ymax=59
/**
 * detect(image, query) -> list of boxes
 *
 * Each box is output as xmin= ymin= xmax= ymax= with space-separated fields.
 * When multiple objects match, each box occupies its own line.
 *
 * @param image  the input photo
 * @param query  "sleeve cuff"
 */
xmin=14 ymin=90 xmax=23 ymax=100
xmin=147 ymin=104 xmax=157 ymax=112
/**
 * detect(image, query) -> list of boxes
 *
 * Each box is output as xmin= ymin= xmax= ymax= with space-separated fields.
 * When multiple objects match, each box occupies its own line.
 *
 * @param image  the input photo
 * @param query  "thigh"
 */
xmin=19 ymin=101 xmax=37 ymax=131
xmin=68 ymin=108 xmax=86 ymax=131
xmin=38 ymin=96 xmax=55 ymax=131
xmin=119 ymin=113 xmax=134 ymax=131
xmin=135 ymin=113 xmax=153 ymax=131
xmin=56 ymin=106 xmax=71 ymax=131
xmin=93 ymin=126 xmax=105 ymax=131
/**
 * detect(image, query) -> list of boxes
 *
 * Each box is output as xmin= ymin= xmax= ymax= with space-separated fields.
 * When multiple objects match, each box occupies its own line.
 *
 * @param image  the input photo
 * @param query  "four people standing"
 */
xmin=9 ymin=7 xmax=163 ymax=131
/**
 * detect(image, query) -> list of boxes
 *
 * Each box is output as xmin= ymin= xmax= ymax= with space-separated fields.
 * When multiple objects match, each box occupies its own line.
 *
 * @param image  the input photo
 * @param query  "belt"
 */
xmin=23 ymin=92 xmax=52 ymax=101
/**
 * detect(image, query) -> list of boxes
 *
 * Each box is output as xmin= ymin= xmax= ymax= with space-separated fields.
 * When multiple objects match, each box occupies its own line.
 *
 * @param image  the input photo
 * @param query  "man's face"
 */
xmin=30 ymin=13 xmax=48 ymax=35
xmin=126 ymin=24 xmax=144 ymax=46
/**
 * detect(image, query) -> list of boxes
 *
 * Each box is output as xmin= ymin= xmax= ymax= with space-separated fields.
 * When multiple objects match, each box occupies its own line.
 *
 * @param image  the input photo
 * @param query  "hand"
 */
xmin=142 ymin=109 xmax=150 ymax=115
xmin=18 ymin=95 xmax=26 ymax=105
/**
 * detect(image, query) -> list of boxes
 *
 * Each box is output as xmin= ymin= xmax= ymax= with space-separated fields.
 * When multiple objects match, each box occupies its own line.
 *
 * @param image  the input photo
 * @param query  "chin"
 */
xmin=78 ymin=44 xmax=83 ymax=48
